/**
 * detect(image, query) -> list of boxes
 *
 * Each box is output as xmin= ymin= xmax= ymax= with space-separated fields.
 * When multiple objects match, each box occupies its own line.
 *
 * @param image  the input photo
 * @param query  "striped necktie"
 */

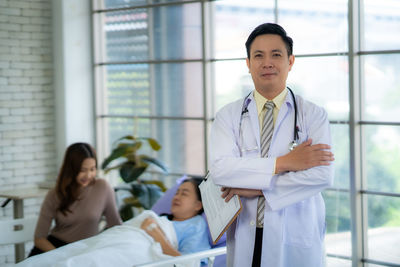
xmin=257 ymin=100 xmax=275 ymax=228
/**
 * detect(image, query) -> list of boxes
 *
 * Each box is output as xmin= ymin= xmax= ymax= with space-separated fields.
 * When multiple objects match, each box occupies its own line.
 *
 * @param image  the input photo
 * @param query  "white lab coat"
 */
xmin=209 ymin=90 xmax=334 ymax=267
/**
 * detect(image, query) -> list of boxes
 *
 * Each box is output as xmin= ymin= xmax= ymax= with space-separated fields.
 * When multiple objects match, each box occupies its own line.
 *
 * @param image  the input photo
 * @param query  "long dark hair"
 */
xmin=55 ymin=142 xmax=97 ymax=215
xmin=181 ymin=176 xmax=204 ymax=215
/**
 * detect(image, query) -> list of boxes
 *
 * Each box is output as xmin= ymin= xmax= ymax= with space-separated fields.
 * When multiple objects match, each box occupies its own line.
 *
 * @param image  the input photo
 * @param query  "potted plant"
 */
xmin=101 ymin=135 xmax=168 ymax=221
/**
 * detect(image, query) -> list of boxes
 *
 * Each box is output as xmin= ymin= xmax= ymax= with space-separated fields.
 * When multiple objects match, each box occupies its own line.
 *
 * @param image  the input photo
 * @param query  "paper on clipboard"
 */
xmin=199 ymin=174 xmax=242 ymax=244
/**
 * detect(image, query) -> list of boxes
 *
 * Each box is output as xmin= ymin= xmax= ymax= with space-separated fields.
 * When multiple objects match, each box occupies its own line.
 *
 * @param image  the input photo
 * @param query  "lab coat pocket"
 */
xmin=283 ymin=201 xmax=314 ymax=248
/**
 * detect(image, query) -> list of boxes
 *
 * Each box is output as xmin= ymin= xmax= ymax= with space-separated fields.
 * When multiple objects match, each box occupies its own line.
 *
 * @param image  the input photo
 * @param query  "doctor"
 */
xmin=209 ymin=23 xmax=335 ymax=267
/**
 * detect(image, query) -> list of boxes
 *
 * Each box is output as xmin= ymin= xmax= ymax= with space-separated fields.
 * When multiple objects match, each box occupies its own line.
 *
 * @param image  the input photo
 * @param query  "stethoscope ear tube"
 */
xmin=287 ymin=87 xmax=299 ymax=143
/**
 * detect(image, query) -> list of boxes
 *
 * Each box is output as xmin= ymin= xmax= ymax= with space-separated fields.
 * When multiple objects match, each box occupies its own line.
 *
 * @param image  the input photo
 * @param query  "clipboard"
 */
xmin=199 ymin=173 xmax=242 ymax=244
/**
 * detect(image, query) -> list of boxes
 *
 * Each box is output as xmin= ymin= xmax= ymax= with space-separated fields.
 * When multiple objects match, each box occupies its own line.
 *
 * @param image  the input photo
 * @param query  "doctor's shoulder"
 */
xmin=213 ymin=99 xmax=244 ymax=132
xmin=215 ymin=98 xmax=244 ymax=120
xmin=296 ymin=95 xmax=328 ymax=122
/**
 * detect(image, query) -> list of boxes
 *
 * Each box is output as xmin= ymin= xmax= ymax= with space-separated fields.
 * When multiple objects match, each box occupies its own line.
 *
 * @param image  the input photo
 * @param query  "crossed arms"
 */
xmin=221 ymin=138 xmax=334 ymax=202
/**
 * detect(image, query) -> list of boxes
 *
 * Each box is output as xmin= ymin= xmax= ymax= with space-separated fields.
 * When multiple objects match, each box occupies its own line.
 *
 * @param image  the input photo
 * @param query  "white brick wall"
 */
xmin=0 ymin=0 xmax=55 ymax=264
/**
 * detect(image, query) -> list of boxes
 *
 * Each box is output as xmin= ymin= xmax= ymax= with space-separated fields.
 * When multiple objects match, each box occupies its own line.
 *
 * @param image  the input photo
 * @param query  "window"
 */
xmin=93 ymin=1 xmax=205 ymax=185
xmin=92 ymin=0 xmax=400 ymax=265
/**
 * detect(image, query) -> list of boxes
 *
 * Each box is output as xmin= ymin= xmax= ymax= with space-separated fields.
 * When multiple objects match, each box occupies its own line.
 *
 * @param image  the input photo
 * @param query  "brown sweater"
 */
xmin=34 ymin=179 xmax=122 ymax=243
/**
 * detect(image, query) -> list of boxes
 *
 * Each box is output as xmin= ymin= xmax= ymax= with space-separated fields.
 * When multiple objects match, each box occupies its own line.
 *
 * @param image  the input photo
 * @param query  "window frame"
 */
xmin=92 ymin=1 xmax=400 ymax=266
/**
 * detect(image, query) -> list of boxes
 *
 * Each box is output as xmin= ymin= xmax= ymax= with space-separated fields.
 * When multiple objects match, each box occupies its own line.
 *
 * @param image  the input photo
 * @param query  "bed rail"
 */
xmin=133 ymin=246 xmax=226 ymax=267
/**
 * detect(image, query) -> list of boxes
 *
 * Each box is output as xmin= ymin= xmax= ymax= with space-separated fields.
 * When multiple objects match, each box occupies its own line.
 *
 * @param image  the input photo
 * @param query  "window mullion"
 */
xmin=348 ymin=0 xmax=364 ymax=266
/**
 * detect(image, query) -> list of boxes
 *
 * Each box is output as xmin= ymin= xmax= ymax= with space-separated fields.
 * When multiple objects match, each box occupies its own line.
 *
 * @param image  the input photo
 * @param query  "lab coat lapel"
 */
xmin=247 ymin=93 xmax=260 ymax=150
xmin=273 ymin=93 xmax=293 ymax=143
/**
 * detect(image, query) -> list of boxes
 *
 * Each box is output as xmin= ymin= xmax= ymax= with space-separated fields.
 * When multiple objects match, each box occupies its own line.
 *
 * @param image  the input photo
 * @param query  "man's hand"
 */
xmin=276 ymin=139 xmax=334 ymax=174
xmin=221 ymin=187 xmax=263 ymax=202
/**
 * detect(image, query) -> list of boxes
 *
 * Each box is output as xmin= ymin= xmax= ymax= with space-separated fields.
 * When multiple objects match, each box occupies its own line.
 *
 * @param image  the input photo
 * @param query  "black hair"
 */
xmin=245 ymin=23 xmax=293 ymax=59
xmin=181 ymin=176 xmax=204 ymax=215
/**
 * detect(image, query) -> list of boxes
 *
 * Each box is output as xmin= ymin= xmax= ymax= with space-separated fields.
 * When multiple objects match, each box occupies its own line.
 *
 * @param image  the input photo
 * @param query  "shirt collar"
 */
xmin=254 ymin=88 xmax=288 ymax=116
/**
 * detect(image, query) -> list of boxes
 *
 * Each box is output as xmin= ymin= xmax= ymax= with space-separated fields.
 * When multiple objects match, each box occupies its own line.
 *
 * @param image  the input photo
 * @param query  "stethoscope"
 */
xmin=239 ymin=87 xmax=299 ymax=155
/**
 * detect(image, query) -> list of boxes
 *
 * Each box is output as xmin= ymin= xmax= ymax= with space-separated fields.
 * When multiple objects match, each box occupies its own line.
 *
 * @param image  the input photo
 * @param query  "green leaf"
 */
xmin=114 ymin=185 xmax=130 ymax=192
xmin=147 ymin=184 xmax=164 ymax=208
xmin=139 ymin=185 xmax=150 ymax=209
xmin=101 ymin=145 xmax=129 ymax=169
xmin=140 ymin=155 xmax=168 ymax=173
xmin=123 ymin=196 xmax=142 ymax=207
xmin=103 ymin=135 xmax=168 ymax=219
xmin=103 ymin=162 xmax=125 ymax=174
xmin=143 ymin=180 xmax=167 ymax=192
xmin=130 ymin=183 xmax=146 ymax=197
xmin=117 ymin=141 xmax=142 ymax=151
xmin=147 ymin=138 xmax=161 ymax=151
xmin=119 ymin=162 xmax=147 ymax=183
xmin=149 ymin=185 xmax=164 ymax=208
xmin=137 ymin=184 xmax=163 ymax=209
xmin=114 ymin=135 xmax=136 ymax=144
xmin=131 ymin=141 xmax=142 ymax=151
xmin=119 ymin=204 xmax=134 ymax=221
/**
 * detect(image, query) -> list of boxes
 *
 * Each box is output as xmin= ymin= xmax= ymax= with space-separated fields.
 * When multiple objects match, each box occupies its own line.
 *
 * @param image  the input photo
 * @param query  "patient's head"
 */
xmin=170 ymin=178 xmax=203 ymax=221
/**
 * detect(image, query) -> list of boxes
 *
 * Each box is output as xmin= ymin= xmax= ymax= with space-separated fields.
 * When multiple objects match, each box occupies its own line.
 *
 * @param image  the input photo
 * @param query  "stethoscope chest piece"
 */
xmin=289 ymin=141 xmax=298 ymax=151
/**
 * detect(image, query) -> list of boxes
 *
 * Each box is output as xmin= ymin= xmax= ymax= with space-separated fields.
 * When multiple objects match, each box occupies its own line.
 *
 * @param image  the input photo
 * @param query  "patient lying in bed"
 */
xmin=17 ymin=178 xmax=210 ymax=267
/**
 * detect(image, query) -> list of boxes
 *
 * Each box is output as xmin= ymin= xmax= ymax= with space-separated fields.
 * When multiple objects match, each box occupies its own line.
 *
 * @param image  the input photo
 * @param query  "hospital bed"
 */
xmin=17 ymin=177 xmax=227 ymax=267
xmin=134 ymin=246 xmax=226 ymax=267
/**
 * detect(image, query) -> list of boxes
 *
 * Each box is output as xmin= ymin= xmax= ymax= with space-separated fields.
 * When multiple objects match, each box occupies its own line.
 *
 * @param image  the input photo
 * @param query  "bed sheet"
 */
xmin=16 ymin=211 xmax=198 ymax=267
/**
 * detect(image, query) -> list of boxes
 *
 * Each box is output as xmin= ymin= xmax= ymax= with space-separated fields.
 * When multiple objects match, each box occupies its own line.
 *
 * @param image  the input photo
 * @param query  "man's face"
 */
xmin=246 ymin=34 xmax=295 ymax=97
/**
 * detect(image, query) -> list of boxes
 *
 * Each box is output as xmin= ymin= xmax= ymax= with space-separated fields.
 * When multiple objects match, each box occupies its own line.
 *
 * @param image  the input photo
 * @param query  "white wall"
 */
xmin=53 ymin=0 xmax=95 ymax=166
xmin=0 ymin=0 xmax=94 ymax=264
